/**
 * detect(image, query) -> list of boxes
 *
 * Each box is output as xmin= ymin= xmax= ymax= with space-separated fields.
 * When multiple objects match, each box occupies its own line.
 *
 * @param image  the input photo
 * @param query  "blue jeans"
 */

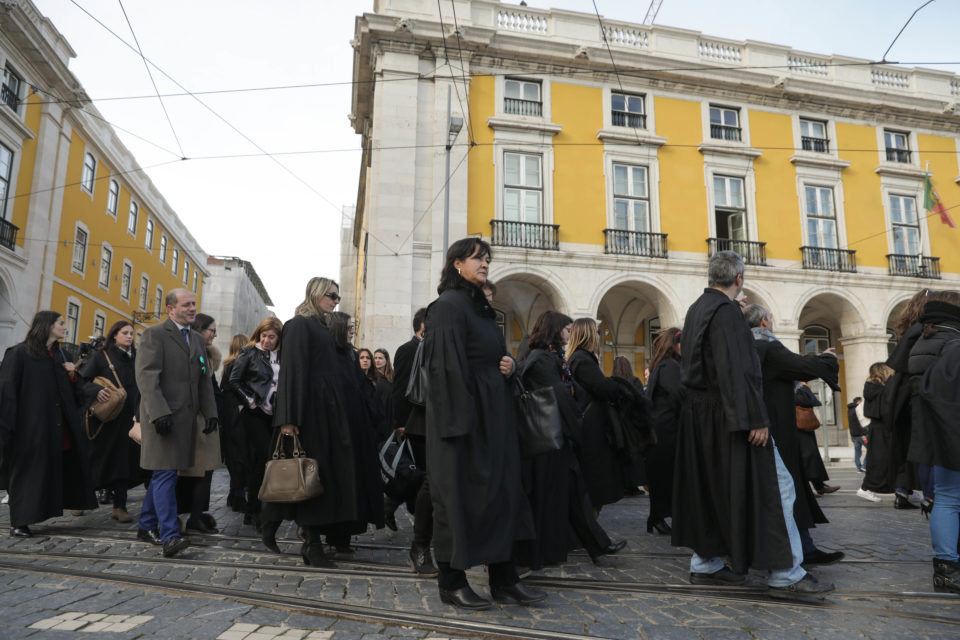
xmin=691 ymin=445 xmax=806 ymax=587
xmin=138 ymin=470 xmax=179 ymax=542
xmin=919 ymin=464 xmax=935 ymax=501
xmin=851 ymin=436 xmax=865 ymax=471
xmin=931 ymin=466 xmax=960 ymax=562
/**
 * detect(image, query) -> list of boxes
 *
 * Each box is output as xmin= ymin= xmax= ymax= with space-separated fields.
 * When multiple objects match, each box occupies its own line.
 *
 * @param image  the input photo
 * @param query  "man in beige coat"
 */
xmin=135 ymin=288 xmax=218 ymax=557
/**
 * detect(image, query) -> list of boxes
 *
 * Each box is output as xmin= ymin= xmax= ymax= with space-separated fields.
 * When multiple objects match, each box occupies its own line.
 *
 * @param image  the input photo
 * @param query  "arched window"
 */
xmin=82 ymin=153 xmax=96 ymax=192
xmin=801 ymin=324 xmax=830 ymax=355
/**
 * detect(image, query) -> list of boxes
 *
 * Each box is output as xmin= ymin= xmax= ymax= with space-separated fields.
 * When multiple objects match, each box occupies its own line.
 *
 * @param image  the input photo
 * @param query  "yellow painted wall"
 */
xmin=750 ymin=110 xmax=802 ymax=261
xmin=654 ymin=96 xmax=708 ymax=252
xmin=467 ymin=74 xmax=495 ymax=237
xmin=834 ymin=123 xmax=886 ymax=267
xmin=10 ymin=94 xmax=41 ymax=247
xmin=551 ymin=83 xmax=605 ymax=245
xmin=918 ymin=133 xmax=960 ymax=273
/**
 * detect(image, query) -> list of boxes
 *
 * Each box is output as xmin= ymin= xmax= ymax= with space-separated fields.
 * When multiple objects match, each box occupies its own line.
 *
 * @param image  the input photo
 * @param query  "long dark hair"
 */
xmin=327 ymin=311 xmax=353 ymax=351
xmin=437 ymin=237 xmax=492 ymax=295
xmin=374 ymin=348 xmax=394 ymax=382
xmin=528 ymin=310 xmax=573 ymax=351
xmin=24 ymin=310 xmax=62 ymax=358
xmin=104 ymin=320 xmax=134 ymax=351
xmin=357 ymin=347 xmax=379 ymax=383
xmin=192 ymin=313 xmax=215 ymax=333
xmin=648 ymin=327 xmax=681 ymax=374
xmin=612 ymin=355 xmax=634 ymax=379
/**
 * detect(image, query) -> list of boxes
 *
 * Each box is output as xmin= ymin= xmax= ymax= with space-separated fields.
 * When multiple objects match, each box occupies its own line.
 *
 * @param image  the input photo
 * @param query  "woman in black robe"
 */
xmin=858 ymin=363 xmax=895 ymax=500
xmin=424 ymin=238 xmax=541 ymax=610
xmin=220 ymin=333 xmax=250 ymax=514
xmin=0 ymin=310 xmax=97 ymax=536
xmin=79 ymin=320 xmax=145 ymax=523
xmin=271 ymin=277 xmax=363 ymax=567
xmin=567 ymin=318 xmax=628 ymax=510
xmin=644 ymin=327 xmax=683 ymax=535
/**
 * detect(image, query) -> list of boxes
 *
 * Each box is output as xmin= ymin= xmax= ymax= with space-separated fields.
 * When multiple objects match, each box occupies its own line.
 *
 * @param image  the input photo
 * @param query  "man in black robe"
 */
xmin=672 ymin=251 xmax=834 ymax=600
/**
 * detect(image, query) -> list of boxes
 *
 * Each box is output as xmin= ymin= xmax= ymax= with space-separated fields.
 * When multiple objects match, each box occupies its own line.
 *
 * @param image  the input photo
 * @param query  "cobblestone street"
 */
xmin=0 ymin=467 xmax=956 ymax=640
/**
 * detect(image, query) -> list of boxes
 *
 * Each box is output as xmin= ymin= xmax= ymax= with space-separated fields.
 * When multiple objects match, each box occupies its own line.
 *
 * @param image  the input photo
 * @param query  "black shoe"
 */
xmin=921 ymin=498 xmax=934 ymax=520
xmin=894 ymin=493 xmax=918 ymax=510
xmin=200 ymin=513 xmax=217 ymax=530
xmin=590 ymin=539 xmax=627 ymax=564
xmin=690 ymin=566 xmax=746 ymax=586
xmin=933 ymin=558 xmax=960 ymax=594
xmin=384 ymin=509 xmax=398 ymax=532
xmin=409 ymin=545 xmax=439 ymax=576
xmin=162 ymin=536 xmax=190 ymax=558
xmin=490 ymin=581 xmax=547 ymax=605
xmin=261 ymin=520 xmax=281 ymax=554
xmin=10 ymin=526 xmax=32 ymax=538
xmin=301 ymin=547 xmax=333 ymax=568
xmin=242 ymin=513 xmax=252 ymax=525
xmin=803 ymin=549 xmax=845 ymax=565
xmin=767 ymin=573 xmax=834 ymax=601
xmin=136 ymin=528 xmax=163 ymax=546
xmin=184 ymin=517 xmax=218 ymax=534
xmin=97 ymin=489 xmax=113 ymax=505
xmin=646 ymin=519 xmax=672 ymax=535
xmin=439 ymin=585 xmax=491 ymax=610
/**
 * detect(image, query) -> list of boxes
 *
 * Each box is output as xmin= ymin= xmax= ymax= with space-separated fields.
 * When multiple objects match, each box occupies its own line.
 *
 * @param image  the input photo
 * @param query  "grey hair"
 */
xmin=708 ymin=250 xmax=745 ymax=288
xmin=743 ymin=304 xmax=771 ymax=329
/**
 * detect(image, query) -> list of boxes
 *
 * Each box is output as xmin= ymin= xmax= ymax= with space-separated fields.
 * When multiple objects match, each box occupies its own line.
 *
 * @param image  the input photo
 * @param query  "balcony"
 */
xmin=603 ymin=229 xmax=668 ymax=258
xmin=885 ymin=148 xmax=911 ymax=163
xmin=801 ymin=136 xmax=829 ymax=153
xmin=491 ymin=219 xmax=559 ymax=250
xmin=503 ymin=98 xmax=542 ymax=117
xmin=707 ymin=238 xmax=767 ymax=266
xmin=0 ymin=84 xmax=17 ymax=111
xmin=887 ymin=254 xmax=941 ymax=279
xmin=0 ymin=218 xmax=18 ymax=251
xmin=710 ymin=124 xmax=741 ymax=141
xmin=612 ymin=111 xmax=646 ymax=128
xmin=801 ymin=246 xmax=857 ymax=273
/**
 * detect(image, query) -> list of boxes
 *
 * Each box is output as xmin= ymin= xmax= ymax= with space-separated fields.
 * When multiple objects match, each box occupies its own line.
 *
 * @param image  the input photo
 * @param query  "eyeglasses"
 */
xmin=324 ymin=292 xmax=341 ymax=302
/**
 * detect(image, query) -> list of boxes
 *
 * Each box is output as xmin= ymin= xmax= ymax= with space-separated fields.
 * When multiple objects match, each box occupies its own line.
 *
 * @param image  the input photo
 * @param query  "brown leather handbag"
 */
xmin=86 ymin=351 xmax=128 ymax=439
xmin=795 ymin=406 xmax=821 ymax=432
xmin=258 ymin=433 xmax=324 ymax=503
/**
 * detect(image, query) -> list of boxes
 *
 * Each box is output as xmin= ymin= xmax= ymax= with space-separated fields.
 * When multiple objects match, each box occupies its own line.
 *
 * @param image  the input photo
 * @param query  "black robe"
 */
xmin=913 ymin=340 xmax=960 ymax=472
xmin=754 ymin=339 xmax=837 ymax=530
xmin=567 ymin=348 xmax=627 ymax=507
xmin=644 ymin=357 xmax=683 ymax=522
xmin=861 ymin=380 xmax=896 ymax=493
xmin=79 ymin=346 xmax=146 ymax=490
xmin=672 ymin=289 xmax=793 ymax=573
xmin=264 ymin=315 xmax=358 ymax=526
xmin=424 ymin=285 xmax=534 ymax=570
xmin=0 ymin=343 xmax=97 ymax=526
xmin=219 ymin=360 xmax=248 ymax=489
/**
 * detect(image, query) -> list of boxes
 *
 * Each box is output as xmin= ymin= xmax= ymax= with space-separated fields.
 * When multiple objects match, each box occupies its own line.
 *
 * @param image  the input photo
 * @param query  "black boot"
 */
xmin=933 ymin=558 xmax=960 ymax=594
xmin=894 ymin=493 xmax=918 ymax=510
xmin=261 ymin=520 xmax=281 ymax=554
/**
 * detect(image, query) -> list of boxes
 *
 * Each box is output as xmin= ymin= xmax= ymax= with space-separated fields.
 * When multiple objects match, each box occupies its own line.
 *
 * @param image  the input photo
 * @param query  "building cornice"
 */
xmin=596 ymin=128 xmax=667 ymax=146
xmin=789 ymin=153 xmax=851 ymax=171
xmin=874 ymin=162 xmax=927 ymax=180
xmin=698 ymin=142 xmax=762 ymax=158
xmin=487 ymin=116 xmax=562 ymax=136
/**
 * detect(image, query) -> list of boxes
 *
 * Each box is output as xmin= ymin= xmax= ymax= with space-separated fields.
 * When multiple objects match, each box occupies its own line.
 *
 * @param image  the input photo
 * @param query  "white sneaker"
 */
xmin=0 ymin=492 xmax=7 ymax=504
xmin=857 ymin=488 xmax=881 ymax=502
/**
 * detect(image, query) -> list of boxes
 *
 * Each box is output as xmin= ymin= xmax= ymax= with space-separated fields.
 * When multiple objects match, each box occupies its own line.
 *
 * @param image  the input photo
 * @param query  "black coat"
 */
xmin=79 ymin=346 xmax=145 ymax=489
xmin=754 ymin=340 xmax=837 ymax=530
xmin=861 ymin=379 xmax=896 ymax=493
xmin=0 ymin=343 xmax=97 ymax=526
xmin=673 ymin=289 xmax=793 ymax=573
xmin=267 ymin=315 xmax=358 ymax=526
xmin=907 ymin=321 xmax=960 ymax=467
xmin=219 ymin=360 xmax=247 ymax=484
xmin=567 ymin=348 xmax=627 ymax=507
xmin=424 ymin=285 xmax=534 ymax=570
xmin=645 ymin=357 xmax=683 ymax=521
xmin=392 ymin=336 xmax=425 ymax=436
xmin=230 ymin=345 xmax=275 ymax=407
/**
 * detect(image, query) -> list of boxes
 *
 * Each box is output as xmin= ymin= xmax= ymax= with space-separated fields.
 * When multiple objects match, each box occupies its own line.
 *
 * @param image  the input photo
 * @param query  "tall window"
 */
xmin=183 ymin=258 xmax=190 ymax=285
xmin=65 ymin=302 xmax=80 ymax=344
xmin=139 ymin=275 xmax=149 ymax=310
xmin=127 ymin=201 xmax=138 ymax=235
xmin=503 ymin=152 xmax=542 ymax=223
xmin=504 ymin=79 xmax=541 ymax=116
xmin=93 ymin=313 xmax=105 ymax=339
xmin=709 ymin=105 xmax=741 ymax=141
xmin=72 ymin=227 xmax=88 ymax=273
xmin=107 ymin=180 xmax=119 ymax=216
xmin=192 ymin=270 xmax=199 ymax=293
xmin=2 ymin=66 xmax=22 ymax=112
xmin=884 ymin=130 xmax=910 ymax=163
xmin=611 ymin=92 xmax=645 ymax=128
xmin=0 ymin=143 xmax=13 ymax=221
xmin=804 ymin=185 xmax=838 ymax=248
xmin=81 ymin=152 xmax=96 ymax=193
xmin=99 ymin=245 xmax=112 ymax=288
xmin=154 ymin=286 xmax=163 ymax=315
xmin=120 ymin=262 xmax=132 ymax=299
xmin=890 ymin=194 xmax=920 ymax=255
xmin=159 ymin=235 xmax=167 ymax=263
xmin=172 ymin=248 xmax=179 ymax=274
xmin=800 ymin=118 xmax=829 ymax=153
xmin=145 ymin=219 xmax=154 ymax=249
xmin=612 ymin=164 xmax=649 ymax=232
xmin=713 ymin=175 xmax=747 ymax=241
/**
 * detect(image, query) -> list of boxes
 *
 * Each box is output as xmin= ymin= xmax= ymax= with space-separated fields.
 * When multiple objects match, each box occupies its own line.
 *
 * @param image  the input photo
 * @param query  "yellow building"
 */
xmin=0 ymin=0 xmax=207 ymax=354
xmin=348 ymin=1 xmax=960 ymax=449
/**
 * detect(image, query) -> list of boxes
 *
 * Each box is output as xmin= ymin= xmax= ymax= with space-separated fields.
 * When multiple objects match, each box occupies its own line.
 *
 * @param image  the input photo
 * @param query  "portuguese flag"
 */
xmin=924 ymin=175 xmax=956 ymax=229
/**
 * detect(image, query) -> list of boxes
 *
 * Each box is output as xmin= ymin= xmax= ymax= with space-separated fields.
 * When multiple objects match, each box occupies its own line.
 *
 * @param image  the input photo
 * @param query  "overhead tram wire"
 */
xmin=117 ymin=0 xmax=186 ymax=158
xmin=447 ymin=0 xmax=476 ymax=145
xmin=881 ymin=0 xmax=936 ymax=63
xmin=591 ymin=0 xmax=646 ymax=149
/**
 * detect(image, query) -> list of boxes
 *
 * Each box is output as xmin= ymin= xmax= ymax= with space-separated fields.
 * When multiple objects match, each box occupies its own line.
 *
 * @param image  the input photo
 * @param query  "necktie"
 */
xmin=181 ymin=328 xmax=190 ymax=345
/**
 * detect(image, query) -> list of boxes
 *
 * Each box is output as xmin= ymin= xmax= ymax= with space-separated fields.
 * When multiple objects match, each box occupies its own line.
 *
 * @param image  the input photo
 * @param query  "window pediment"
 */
xmin=874 ymin=162 xmax=926 ymax=180
xmin=789 ymin=153 xmax=850 ymax=170
xmin=487 ymin=116 xmax=561 ymax=136
xmin=596 ymin=128 xmax=666 ymax=147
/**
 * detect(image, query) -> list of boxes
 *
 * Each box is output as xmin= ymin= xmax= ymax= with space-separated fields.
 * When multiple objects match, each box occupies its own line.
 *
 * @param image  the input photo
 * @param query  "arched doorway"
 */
xmin=492 ymin=273 xmax=567 ymax=358
xmin=595 ymin=281 xmax=677 ymax=377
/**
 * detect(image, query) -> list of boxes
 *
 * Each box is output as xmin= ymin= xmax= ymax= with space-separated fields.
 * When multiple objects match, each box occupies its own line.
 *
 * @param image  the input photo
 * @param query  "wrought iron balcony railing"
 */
xmin=603 ymin=229 xmax=668 ymax=258
xmin=710 ymin=124 xmax=741 ymax=141
xmin=800 ymin=246 xmax=857 ymax=273
xmin=707 ymin=238 xmax=767 ymax=266
xmin=503 ymin=97 xmax=542 ymax=117
xmin=612 ymin=111 xmax=646 ymax=128
xmin=0 ymin=218 xmax=19 ymax=251
xmin=0 ymin=84 xmax=17 ymax=111
xmin=886 ymin=254 xmax=941 ymax=279
xmin=490 ymin=219 xmax=559 ymax=250
xmin=885 ymin=148 xmax=911 ymax=163
xmin=801 ymin=136 xmax=829 ymax=153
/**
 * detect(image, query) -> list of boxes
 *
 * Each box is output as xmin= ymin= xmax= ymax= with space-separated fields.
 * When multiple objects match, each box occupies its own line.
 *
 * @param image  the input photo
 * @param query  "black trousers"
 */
xmin=438 ymin=560 xmax=518 ymax=590
xmin=241 ymin=407 xmax=274 ymax=514
xmin=407 ymin=434 xmax=433 ymax=548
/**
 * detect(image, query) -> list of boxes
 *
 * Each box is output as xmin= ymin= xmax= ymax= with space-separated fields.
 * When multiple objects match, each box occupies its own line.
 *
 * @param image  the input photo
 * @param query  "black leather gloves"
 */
xmin=153 ymin=415 xmax=173 ymax=436
xmin=203 ymin=417 xmax=219 ymax=434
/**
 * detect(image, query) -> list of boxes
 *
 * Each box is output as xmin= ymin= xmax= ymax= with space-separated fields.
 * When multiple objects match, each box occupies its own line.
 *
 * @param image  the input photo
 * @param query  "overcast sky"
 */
xmin=31 ymin=0 xmax=960 ymax=320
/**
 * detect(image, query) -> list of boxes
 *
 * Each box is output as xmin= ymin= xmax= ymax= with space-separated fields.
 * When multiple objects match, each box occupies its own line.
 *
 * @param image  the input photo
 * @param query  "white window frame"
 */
xmin=127 ymin=201 xmax=138 ymax=236
xmin=495 ymin=75 xmax=552 ymax=121
xmin=182 ymin=258 xmax=190 ymax=286
xmin=702 ymin=151 xmax=759 ymax=242
xmin=0 ymin=142 xmax=15 ymax=223
xmin=2 ymin=65 xmax=23 ymax=114
xmin=81 ymin=152 xmax=96 ymax=195
xmin=708 ymin=104 xmax=742 ymax=142
xmin=139 ymin=274 xmax=149 ymax=311
xmin=713 ymin=174 xmax=749 ymax=241
xmin=879 ymin=174 xmax=930 ymax=257
xmin=603 ymin=146 xmax=662 ymax=233
xmin=610 ymin=163 xmax=651 ymax=232
xmin=159 ymin=234 xmax=167 ymax=263
xmin=171 ymin=247 xmax=179 ymax=274
xmin=154 ymin=285 xmax=163 ymax=315
xmin=798 ymin=117 xmax=829 ymax=153
xmin=882 ymin=129 xmax=911 ymax=164
xmin=192 ymin=270 xmax=199 ymax=294
xmin=501 ymin=151 xmax=543 ymax=224
xmin=120 ymin=260 xmax=132 ymax=300
xmin=98 ymin=242 xmax=112 ymax=290
xmin=144 ymin=219 xmax=154 ymax=251
xmin=65 ymin=298 xmax=81 ymax=345
xmin=71 ymin=223 xmax=89 ymax=276
xmin=93 ymin=311 xmax=106 ymax=339
xmin=888 ymin=193 xmax=921 ymax=256
xmin=793 ymin=161 xmax=848 ymax=250
xmin=106 ymin=179 xmax=119 ymax=217
xmin=610 ymin=92 xmax=646 ymax=130
xmin=802 ymin=184 xmax=840 ymax=249
xmin=503 ymin=78 xmax=542 ymax=117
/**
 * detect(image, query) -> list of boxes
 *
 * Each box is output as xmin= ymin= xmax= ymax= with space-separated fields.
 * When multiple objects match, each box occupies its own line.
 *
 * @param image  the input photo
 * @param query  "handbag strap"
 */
xmin=272 ymin=433 xmax=287 ymax=460
xmin=85 ymin=411 xmax=104 ymax=441
xmin=102 ymin=350 xmax=123 ymax=388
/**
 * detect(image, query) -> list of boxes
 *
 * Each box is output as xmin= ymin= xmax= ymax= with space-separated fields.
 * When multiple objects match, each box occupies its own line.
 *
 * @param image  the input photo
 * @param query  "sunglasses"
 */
xmin=324 ymin=292 xmax=341 ymax=302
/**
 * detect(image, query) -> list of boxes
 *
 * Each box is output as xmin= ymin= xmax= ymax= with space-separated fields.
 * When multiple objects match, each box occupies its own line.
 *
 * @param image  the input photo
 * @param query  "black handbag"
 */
xmin=513 ymin=376 xmax=564 ymax=457
xmin=378 ymin=432 xmax=425 ymax=502
xmin=404 ymin=339 xmax=426 ymax=407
